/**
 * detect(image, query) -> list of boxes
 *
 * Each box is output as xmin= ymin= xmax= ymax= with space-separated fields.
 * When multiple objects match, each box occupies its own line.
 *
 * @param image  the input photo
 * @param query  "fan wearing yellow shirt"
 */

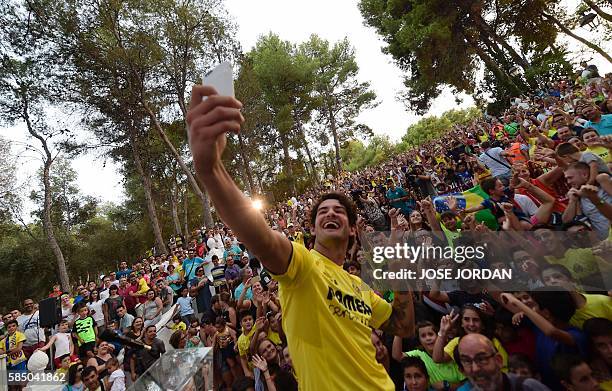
xmin=286 ymin=223 xmax=304 ymax=246
xmin=187 ymin=87 xmax=415 ymax=391
xmin=0 ymin=320 xmax=28 ymax=372
xmin=582 ymin=127 xmax=611 ymax=164
xmin=237 ymin=312 xmax=256 ymax=378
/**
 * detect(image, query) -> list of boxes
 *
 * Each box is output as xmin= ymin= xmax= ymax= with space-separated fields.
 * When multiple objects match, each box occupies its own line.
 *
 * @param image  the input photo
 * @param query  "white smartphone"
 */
xmin=188 ymin=62 xmax=235 ymax=147
xmin=203 ymin=61 xmax=234 ymax=98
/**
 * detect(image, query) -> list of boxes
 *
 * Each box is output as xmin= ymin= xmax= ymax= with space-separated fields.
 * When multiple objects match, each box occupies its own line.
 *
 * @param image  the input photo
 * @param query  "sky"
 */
xmin=2 ymin=0 xmax=611 ymax=214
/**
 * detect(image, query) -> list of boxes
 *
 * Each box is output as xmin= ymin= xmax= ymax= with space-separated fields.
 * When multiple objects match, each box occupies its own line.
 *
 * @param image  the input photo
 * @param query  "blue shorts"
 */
xmin=8 ymin=361 xmax=27 ymax=371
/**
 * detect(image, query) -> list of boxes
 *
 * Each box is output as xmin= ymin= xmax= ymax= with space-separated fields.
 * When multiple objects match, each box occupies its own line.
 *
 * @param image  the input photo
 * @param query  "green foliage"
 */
xmin=341 ymin=135 xmax=395 ymax=171
xmin=358 ymin=0 xmax=563 ymax=113
xmin=401 ymin=107 xmax=481 ymax=147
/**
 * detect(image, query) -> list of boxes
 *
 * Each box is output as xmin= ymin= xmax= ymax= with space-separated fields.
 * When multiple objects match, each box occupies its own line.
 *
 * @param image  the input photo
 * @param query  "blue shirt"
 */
xmin=585 ymin=114 xmax=612 ymax=136
xmin=182 ymin=257 xmax=203 ymax=281
xmin=223 ymin=245 xmax=243 ymax=261
xmin=234 ymin=282 xmax=253 ymax=301
xmin=116 ymin=268 xmax=132 ymax=279
xmin=386 ymin=187 xmax=412 ymax=215
xmin=534 ymin=326 xmax=587 ymax=389
xmin=176 ymin=296 xmax=194 ymax=317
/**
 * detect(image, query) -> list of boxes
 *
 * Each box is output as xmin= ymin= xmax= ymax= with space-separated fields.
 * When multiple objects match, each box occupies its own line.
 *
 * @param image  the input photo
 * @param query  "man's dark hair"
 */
xmin=401 ymin=356 xmax=429 ymax=379
xmin=531 ymin=286 xmax=576 ymax=322
xmin=481 ymin=141 xmax=491 ymax=149
xmin=508 ymin=353 xmax=536 ymax=375
xmin=309 ymin=192 xmax=357 ymax=228
xmin=580 ymin=127 xmax=599 ymax=138
xmin=583 ymin=317 xmax=612 ymax=339
xmin=551 ymin=353 xmax=588 ymax=384
xmin=540 ymin=263 xmax=573 ymax=281
xmin=238 ymin=310 xmax=253 ymax=323
xmin=556 ymin=142 xmax=579 ymax=157
xmin=6 ymin=319 xmax=18 ymax=327
xmin=81 ymin=365 xmax=98 ymax=380
xmin=481 ymin=177 xmax=499 ymax=195
xmin=144 ymin=325 xmax=156 ymax=334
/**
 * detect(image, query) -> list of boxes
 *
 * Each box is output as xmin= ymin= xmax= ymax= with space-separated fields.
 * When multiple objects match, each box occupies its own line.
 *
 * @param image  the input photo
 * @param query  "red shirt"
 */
xmin=503 ymin=326 xmax=537 ymax=363
xmin=515 ymin=178 xmax=567 ymax=214
xmin=121 ymin=285 xmax=138 ymax=310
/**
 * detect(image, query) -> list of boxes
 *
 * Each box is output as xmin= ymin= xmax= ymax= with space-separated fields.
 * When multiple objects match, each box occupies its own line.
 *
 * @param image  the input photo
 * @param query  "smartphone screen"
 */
xmin=203 ymin=62 xmax=234 ymax=98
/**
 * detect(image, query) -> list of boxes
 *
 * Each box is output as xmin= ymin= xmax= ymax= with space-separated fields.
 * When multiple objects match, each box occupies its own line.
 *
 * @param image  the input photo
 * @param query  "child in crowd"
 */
xmin=36 ymin=319 xmax=76 ymax=367
xmin=105 ymin=357 xmax=126 ymax=391
xmin=166 ymin=314 xmax=187 ymax=332
xmin=556 ymin=142 xmax=612 ymax=193
xmin=55 ymin=354 xmax=72 ymax=377
xmin=583 ymin=318 xmax=612 ymax=388
xmin=237 ymin=311 xmax=256 ymax=378
xmin=501 ymin=288 xmax=587 ymax=388
xmin=176 ymin=287 xmax=195 ymax=326
xmin=72 ymin=303 xmax=98 ymax=360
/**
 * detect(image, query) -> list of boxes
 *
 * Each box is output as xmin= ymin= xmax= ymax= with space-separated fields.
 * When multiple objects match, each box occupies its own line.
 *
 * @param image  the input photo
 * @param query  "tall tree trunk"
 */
xmin=462 ymin=32 xmax=523 ymax=94
xmin=468 ymin=12 xmax=530 ymax=69
xmin=328 ymin=105 xmax=342 ymax=173
xmin=303 ymin=142 xmax=319 ymax=185
xmin=239 ymin=163 xmax=254 ymax=195
xmin=543 ymin=13 xmax=612 ymax=64
xmin=295 ymin=118 xmax=319 ymax=185
xmin=43 ymin=159 xmax=70 ymax=292
xmin=583 ymin=0 xmax=612 ymax=22
xmin=130 ymin=134 xmax=167 ymax=254
xmin=237 ymin=132 xmax=256 ymax=194
xmin=142 ymin=102 xmax=214 ymax=228
xmin=170 ymin=183 xmax=183 ymax=237
xmin=22 ymin=98 xmax=70 ymax=291
xmin=280 ymin=134 xmax=296 ymax=194
xmin=183 ymin=192 xmax=189 ymax=241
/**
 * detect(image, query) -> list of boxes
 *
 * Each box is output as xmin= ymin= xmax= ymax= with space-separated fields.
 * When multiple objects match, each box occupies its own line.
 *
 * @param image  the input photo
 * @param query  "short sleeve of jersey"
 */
xmin=368 ymin=290 xmax=392 ymax=329
xmin=581 ymin=152 xmax=600 ymax=165
xmin=444 ymin=337 xmax=460 ymax=360
xmin=15 ymin=331 xmax=26 ymax=344
xmin=269 ymin=241 xmax=314 ymax=287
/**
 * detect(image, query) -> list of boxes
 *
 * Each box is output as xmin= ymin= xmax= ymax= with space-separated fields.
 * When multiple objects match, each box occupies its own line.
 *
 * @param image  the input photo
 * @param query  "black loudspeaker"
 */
xmin=39 ymin=297 xmax=62 ymax=328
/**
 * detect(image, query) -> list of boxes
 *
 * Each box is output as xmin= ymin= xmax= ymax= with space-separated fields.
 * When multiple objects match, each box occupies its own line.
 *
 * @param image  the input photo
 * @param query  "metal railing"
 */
xmin=1 ymin=353 xmax=7 ymax=391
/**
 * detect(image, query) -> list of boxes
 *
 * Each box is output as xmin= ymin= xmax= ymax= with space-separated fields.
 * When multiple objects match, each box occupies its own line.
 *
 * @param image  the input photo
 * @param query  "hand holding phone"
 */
xmin=203 ymin=62 xmax=234 ymax=98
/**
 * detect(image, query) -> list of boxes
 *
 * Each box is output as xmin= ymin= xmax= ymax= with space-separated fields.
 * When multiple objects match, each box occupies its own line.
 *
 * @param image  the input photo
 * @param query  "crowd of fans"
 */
xmin=1 ymin=64 xmax=611 ymax=391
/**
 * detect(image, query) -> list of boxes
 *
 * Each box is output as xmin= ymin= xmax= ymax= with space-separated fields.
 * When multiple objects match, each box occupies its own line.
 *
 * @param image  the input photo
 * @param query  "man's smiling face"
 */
xmin=313 ymin=199 xmax=354 ymax=245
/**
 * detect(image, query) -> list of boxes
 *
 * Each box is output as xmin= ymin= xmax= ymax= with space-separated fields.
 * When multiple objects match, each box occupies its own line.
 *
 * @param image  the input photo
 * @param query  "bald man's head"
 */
xmin=458 ymin=333 xmax=495 ymax=354
xmin=456 ymin=334 xmax=504 ymax=391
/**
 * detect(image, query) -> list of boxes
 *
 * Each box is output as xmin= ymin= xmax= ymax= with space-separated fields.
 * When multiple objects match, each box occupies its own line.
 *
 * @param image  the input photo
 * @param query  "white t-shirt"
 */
xmin=16 ymin=311 xmax=45 ymax=346
xmin=514 ymin=194 xmax=538 ymax=218
xmin=108 ymin=369 xmax=126 ymax=391
xmin=53 ymin=332 xmax=71 ymax=358
xmin=99 ymin=288 xmax=110 ymax=302
xmin=86 ymin=300 xmax=105 ymax=326
xmin=478 ymin=147 xmax=511 ymax=178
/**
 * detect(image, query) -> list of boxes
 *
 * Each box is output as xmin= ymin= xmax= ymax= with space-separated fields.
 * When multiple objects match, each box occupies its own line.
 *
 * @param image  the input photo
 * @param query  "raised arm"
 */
xmin=187 ymin=86 xmax=292 ymax=275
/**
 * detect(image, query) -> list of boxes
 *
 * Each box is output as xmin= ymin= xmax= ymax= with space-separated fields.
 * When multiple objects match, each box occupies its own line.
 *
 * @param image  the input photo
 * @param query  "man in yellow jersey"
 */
xmin=186 ymin=85 xmax=415 ymax=390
